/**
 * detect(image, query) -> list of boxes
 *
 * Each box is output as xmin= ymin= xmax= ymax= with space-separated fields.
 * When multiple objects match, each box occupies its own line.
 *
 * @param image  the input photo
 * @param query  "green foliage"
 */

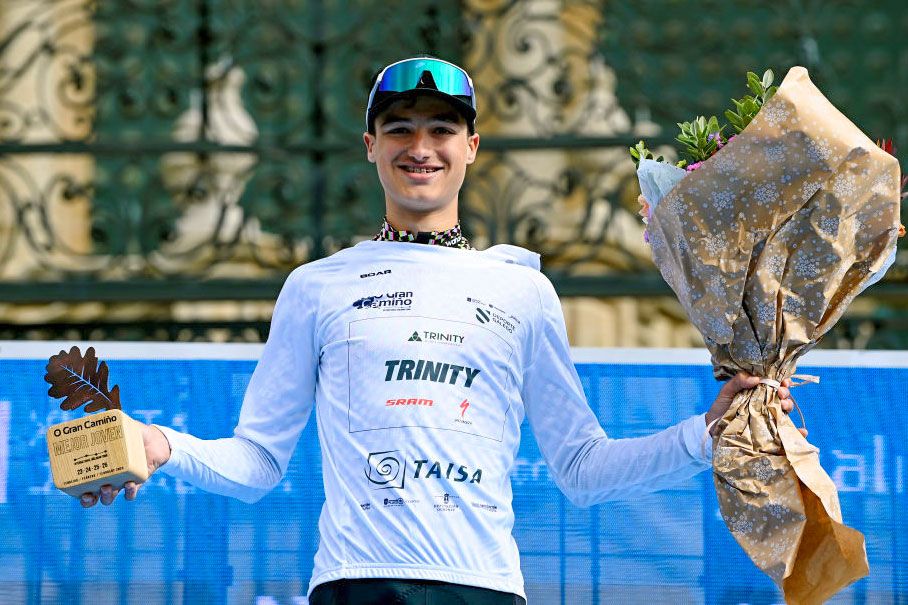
xmin=629 ymin=140 xmax=664 ymax=168
xmin=676 ymin=115 xmax=724 ymax=163
xmin=629 ymin=68 xmax=778 ymax=166
xmin=629 ymin=140 xmax=687 ymax=168
xmin=725 ymin=69 xmax=778 ymax=133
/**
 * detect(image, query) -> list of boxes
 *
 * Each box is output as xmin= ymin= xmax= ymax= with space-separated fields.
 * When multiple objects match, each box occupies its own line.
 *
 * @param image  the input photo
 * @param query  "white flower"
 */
xmin=754 ymin=183 xmax=779 ymax=205
xmin=793 ymin=254 xmax=820 ymax=279
xmin=818 ymin=216 xmax=839 ymax=235
xmin=756 ymin=301 xmax=775 ymax=323
xmin=766 ymin=501 xmax=789 ymax=521
xmin=783 ymin=297 xmax=804 ymax=315
xmin=764 ymin=143 xmax=785 ymax=163
xmin=714 ymin=153 xmax=736 ymax=174
xmin=706 ymin=274 xmax=725 ymax=297
xmin=730 ymin=513 xmax=754 ymax=535
xmin=702 ymin=233 xmax=727 ymax=257
xmin=800 ymin=180 xmax=822 ymax=201
xmin=762 ymin=104 xmax=791 ymax=127
xmin=751 ymin=458 xmax=775 ymax=482
xmin=833 ymin=173 xmax=857 ymax=199
xmin=736 ymin=341 xmax=763 ymax=364
xmin=762 ymin=254 xmax=785 ymax=277
xmin=806 ymin=139 xmax=832 ymax=163
xmin=711 ymin=189 xmax=735 ymax=211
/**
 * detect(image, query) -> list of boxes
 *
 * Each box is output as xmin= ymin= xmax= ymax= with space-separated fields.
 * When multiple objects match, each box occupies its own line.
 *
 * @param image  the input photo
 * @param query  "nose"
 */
xmin=407 ymin=129 xmax=431 ymax=162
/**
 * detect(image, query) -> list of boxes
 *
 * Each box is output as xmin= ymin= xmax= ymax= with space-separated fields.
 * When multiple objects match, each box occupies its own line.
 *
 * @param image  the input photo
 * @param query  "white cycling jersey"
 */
xmin=158 ymin=240 xmax=711 ymax=598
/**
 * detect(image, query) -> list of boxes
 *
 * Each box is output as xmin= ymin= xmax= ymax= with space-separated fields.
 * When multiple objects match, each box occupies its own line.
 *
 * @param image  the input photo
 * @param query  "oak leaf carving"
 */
xmin=44 ymin=346 xmax=121 ymax=412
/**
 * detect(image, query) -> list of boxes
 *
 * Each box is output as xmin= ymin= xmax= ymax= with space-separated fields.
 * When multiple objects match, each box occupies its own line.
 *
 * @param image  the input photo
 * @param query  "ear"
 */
xmin=465 ymin=133 xmax=480 ymax=165
xmin=363 ymin=132 xmax=376 ymax=163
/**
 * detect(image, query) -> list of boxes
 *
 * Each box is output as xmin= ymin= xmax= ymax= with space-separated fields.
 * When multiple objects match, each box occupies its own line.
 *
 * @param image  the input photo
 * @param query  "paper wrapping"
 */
xmin=645 ymin=66 xmax=901 ymax=604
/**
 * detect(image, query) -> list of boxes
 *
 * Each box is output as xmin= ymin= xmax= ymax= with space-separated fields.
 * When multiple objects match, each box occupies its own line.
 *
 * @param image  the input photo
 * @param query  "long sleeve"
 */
xmin=522 ymin=275 xmax=711 ymax=508
xmin=158 ymin=268 xmax=319 ymax=504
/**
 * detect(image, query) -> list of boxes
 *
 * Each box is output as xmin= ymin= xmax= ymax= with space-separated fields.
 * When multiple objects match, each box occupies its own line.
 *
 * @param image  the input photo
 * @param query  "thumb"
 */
xmin=722 ymin=372 xmax=760 ymax=398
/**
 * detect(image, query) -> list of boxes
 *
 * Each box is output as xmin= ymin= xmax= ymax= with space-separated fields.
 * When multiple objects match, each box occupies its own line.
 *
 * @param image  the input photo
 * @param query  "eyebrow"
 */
xmin=380 ymin=112 xmax=462 ymax=126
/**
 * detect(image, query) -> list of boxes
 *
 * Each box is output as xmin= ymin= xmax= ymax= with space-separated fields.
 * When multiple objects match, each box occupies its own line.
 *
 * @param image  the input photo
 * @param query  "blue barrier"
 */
xmin=0 ymin=343 xmax=904 ymax=604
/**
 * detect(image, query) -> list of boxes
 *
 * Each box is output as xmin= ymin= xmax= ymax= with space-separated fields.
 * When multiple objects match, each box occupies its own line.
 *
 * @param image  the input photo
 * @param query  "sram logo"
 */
xmin=386 ymin=398 xmax=433 ymax=407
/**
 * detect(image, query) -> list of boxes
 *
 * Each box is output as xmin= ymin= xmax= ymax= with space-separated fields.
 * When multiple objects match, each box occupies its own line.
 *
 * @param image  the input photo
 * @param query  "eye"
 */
xmin=381 ymin=124 xmax=411 ymax=135
xmin=433 ymin=126 xmax=456 ymax=135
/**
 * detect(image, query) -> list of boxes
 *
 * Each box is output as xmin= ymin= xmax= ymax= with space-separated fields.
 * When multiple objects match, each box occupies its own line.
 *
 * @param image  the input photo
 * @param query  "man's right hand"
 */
xmin=80 ymin=423 xmax=171 ymax=507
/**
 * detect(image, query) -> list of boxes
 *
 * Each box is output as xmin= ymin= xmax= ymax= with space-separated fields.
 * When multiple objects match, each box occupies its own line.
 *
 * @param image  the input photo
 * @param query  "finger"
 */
xmin=80 ymin=492 xmax=98 ymax=508
xmin=780 ymin=397 xmax=793 ymax=413
xmin=124 ymin=481 xmax=141 ymax=501
xmin=728 ymin=372 xmax=759 ymax=393
xmin=781 ymin=378 xmax=791 ymax=388
xmin=99 ymin=484 xmax=118 ymax=506
xmin=799 ymin=428 xmax=809 ymax=438
xmin=777 ymin=385 xmax=791 ymax=401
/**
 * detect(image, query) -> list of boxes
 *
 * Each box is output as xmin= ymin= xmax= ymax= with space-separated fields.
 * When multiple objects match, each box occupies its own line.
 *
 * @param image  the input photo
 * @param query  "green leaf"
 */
xmin=762 ymin=69 xmax=774 ymax=89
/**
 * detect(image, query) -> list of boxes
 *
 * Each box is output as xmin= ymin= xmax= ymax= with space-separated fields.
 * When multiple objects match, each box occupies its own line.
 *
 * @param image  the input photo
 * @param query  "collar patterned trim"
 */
xmin=373 ymin=218 xmax=472 ymax=249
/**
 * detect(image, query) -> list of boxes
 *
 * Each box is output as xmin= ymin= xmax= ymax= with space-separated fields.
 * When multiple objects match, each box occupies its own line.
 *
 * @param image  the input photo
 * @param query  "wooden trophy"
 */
xmin=45 ymin=346 xmax=149 ymax=497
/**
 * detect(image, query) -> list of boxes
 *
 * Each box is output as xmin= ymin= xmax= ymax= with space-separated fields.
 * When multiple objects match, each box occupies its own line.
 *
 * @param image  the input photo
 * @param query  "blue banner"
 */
xmin=0 ymin=344 xmax=904 ymax=604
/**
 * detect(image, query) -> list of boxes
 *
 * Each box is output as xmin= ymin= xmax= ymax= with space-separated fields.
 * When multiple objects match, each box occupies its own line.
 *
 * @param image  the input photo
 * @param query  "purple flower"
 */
xmin=686 ymin=161 xmax=703 ymax=172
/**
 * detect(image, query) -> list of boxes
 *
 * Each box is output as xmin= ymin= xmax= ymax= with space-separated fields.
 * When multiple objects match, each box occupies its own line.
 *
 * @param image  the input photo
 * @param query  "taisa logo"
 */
xmin=475 ymin=308 xmax=490 ymax=323
xmin=365 ymin=451 xmax=483 ymax=490
xmin=365 ymin=450 xmax=406 ymax=490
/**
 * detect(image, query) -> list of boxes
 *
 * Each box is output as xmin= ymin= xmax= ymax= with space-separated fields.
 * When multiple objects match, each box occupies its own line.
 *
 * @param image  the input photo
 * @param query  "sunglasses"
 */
xmin=366 ymin=58 xmax=476 ymax=129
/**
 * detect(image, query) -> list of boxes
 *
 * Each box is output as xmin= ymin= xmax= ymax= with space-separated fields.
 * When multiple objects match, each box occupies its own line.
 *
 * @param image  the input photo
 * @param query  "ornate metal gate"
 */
xmin=1 ymin=1 xmax=905 ymax=346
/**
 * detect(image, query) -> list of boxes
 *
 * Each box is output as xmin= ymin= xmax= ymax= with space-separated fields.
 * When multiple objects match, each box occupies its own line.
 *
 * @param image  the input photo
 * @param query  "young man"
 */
xmin=81 ymin=57 xmax=795 ymax=604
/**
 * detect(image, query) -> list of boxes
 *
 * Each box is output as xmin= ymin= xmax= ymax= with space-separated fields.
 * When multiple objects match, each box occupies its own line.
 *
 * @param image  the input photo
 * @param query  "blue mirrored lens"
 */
xmin=376 ymin=59 xmax=473 ymax=99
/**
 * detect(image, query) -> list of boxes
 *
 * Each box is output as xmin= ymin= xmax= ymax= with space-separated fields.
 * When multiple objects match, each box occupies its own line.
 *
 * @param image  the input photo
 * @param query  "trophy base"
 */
xmin=46 ymin=409 xmax=149 ymax=497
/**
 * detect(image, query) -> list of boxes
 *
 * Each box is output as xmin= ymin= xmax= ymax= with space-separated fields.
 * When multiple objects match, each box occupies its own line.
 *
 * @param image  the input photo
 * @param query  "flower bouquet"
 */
xmin=631 ymin=66 xmax=904 ymax=604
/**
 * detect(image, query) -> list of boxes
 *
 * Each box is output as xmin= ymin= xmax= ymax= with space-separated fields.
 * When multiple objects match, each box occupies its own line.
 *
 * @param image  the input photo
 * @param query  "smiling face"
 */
xmin=363 ymin=95 xmax=480 ymax=231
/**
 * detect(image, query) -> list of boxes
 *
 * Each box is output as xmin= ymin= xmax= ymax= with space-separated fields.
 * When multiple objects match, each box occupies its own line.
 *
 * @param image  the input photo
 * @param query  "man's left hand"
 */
xmin=705 ymin=372 xmax=806 ymax=438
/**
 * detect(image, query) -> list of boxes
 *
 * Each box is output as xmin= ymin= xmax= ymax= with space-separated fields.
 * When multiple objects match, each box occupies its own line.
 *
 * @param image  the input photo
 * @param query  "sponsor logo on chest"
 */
xmin=383 ymin=359 xmax=480 ymax=388
xmin=352 ymin=291 xmax=413 ymax=310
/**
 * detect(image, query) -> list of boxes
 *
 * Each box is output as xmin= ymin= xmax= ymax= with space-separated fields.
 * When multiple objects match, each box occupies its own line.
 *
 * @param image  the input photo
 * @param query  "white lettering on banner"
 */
xmin=831 ymin=450 xmax=866 ymax=492
xmin=131 ymin=409 xmax=163 ymax=424
xmin=254 ymin=597 xmax=308 ymax=605
xmin=511 ymin=457 xmax=549 ymax=485
xmin=830 ymin=435 xmax=905 ymax=494
xmin=0 ymin=401 xmax=9 ymax=504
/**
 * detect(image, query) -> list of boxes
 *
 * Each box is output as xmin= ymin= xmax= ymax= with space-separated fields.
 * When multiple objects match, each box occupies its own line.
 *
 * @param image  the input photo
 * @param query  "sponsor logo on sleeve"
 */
xmin=467 ymin=297 xmax=519 ymax=333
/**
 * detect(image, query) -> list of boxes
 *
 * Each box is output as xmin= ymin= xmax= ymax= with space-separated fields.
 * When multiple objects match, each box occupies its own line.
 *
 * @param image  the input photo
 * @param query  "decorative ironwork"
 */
xmin=0 ymin=0 xmax=905 ymax=344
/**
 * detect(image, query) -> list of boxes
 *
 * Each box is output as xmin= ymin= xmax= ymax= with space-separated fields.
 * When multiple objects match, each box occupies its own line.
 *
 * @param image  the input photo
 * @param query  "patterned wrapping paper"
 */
xmin=646 ymin=67 xmax=902 ymax=604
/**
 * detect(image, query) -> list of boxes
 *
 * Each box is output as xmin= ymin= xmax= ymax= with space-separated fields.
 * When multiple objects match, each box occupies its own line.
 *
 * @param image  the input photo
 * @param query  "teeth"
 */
xmin=405 ymin=167 xmax=437 ymax=173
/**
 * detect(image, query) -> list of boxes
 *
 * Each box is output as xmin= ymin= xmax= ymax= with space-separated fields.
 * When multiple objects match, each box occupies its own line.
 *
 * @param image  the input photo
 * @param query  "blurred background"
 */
xmin=1 ymin=0 xmax=906 ymax=347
